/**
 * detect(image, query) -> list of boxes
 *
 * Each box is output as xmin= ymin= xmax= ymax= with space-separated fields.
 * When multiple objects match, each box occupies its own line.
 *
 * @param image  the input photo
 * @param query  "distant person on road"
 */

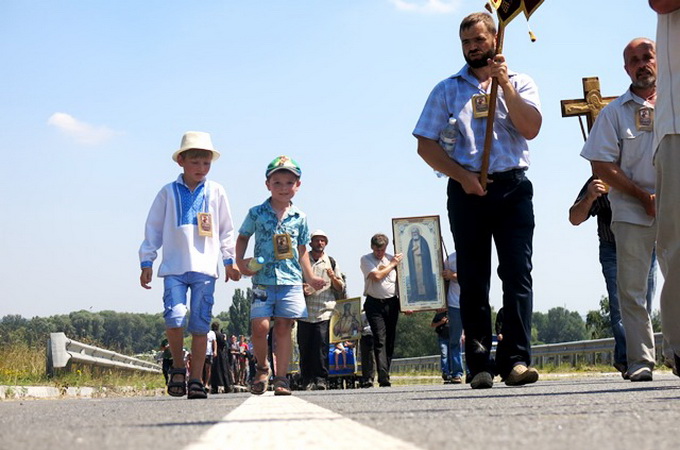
xmin=431 ymin=308 xmax=454 ymax=383
xmin=360 ymin=233 xmax=403 ymax=387
xmin=203 ymin=323 xmax=217 ymax=390
xmin=139 ymin=131 xmax=241 ymax=399
xmin=359 ymin=310 xmax=376 ymax=388
xmin=441 ymin=251 xmax=464 ymax=384
xmin=159 ymin=338 xmax=173 ymax=384
xmin=210 ymin=326 xmax=231 ymax=394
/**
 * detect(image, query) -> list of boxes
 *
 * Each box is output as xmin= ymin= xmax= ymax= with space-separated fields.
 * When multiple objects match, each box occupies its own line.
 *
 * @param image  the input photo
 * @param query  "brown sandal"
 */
xmin=250 ymin=364 xmax=271 ymax=395
xmin=273 ymin=376 xmax=292 ymax=396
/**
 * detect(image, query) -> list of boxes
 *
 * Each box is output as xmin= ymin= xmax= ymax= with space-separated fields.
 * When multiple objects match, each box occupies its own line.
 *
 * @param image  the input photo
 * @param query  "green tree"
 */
xmin=531 ymin=311 xmax=547 ymax=345
xmin=535 ymin=307 xmax=587 ymax=343
xmin=393 ymin=311 xmax=439 ymax=358
xmin=586 ymin=296 xmax=613 ymax=339
xmin=651 ymin=309 xmax=662 ymax=332
xmin=227 ymin=288 xmax=252 ymax=337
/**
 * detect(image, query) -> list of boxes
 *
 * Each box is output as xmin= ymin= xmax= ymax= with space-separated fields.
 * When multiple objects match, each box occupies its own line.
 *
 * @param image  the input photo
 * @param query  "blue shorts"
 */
xmin=250 ymin=285 xmax=307 ymax=320
xmin=162 ymin=272 xmax=216 ymax=334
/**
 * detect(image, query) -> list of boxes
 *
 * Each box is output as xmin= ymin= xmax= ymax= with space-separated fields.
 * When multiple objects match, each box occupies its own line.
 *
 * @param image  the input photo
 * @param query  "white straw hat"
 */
xmin=172 ymin=131 xmax=221 ymax=162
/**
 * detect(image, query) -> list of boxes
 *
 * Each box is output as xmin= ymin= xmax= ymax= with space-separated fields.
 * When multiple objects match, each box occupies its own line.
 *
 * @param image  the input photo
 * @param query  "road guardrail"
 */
xmin=391 ymin=333 xmax=666 ymax=373
xmin=47 ymin=332 xmax=162 ymax=376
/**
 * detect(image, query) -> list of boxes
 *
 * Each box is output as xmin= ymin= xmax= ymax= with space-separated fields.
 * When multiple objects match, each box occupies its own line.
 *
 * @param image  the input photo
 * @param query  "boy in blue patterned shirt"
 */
xmin=236 ymin=156 xmax=325 ymax=396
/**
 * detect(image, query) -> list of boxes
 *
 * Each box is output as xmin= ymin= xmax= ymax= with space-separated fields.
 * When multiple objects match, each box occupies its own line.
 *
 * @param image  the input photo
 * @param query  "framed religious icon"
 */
xmin=273 ymin=233 xmax=294 ymax=260
xmin=391 ymin=215 xmax=446 ymax=312
xmin=329 ymin=297 xmax=362 ymax=343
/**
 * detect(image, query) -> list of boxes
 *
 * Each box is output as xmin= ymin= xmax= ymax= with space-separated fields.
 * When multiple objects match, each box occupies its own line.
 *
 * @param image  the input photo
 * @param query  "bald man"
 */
xmin=581 ymin=38 xmax=659 ymax=382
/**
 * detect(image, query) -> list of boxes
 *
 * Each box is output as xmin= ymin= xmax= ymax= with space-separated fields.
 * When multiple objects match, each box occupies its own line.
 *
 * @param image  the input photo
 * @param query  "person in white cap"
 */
xmin=139 ymin=131 xmax=241 ymax=400
xmin=297 ymin=229 xmax=346 ymax=390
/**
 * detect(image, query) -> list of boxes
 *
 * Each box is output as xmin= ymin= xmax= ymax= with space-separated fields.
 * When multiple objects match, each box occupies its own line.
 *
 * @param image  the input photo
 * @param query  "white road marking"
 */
xmin=184 ymin=392 xmax=422 ymax=450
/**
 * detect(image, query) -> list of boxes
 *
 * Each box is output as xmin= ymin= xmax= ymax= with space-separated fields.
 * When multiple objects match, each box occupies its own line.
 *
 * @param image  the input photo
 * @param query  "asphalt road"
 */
xmin=2 ymin=373 xmax=679 ymax=450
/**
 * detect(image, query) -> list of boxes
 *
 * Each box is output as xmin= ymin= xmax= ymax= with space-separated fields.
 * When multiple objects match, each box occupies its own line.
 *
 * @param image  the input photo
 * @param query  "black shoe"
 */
xmin=675 ymin=354 xmax=680 ymax=378
xmin=613 ymin=362 xmax=628 ymax=379
xmin=378 ymin=379 xmax=391 ymax=387
xmin=313 ymin=378 xmax=328 ymax=390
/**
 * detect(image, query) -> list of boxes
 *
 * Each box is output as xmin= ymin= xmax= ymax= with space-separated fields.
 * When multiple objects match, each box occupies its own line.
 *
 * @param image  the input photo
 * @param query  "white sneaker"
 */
xmin=629 ymin=367 xmax=653 ymax=382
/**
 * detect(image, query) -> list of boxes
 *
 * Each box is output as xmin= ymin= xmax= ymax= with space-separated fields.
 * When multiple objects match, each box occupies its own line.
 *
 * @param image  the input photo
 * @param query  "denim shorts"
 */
xmin=250 ymin=284 xmax=307 ymax=319
xmin=162 ymin=272 xmax=216 ymax=334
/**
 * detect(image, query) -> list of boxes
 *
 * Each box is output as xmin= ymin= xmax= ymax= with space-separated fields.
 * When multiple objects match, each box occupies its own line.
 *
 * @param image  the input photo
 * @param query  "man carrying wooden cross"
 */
xmin=580 ymin=38 xmax=659 ymax=382
xmin=414 ymin=11 xmax=542 ymax=389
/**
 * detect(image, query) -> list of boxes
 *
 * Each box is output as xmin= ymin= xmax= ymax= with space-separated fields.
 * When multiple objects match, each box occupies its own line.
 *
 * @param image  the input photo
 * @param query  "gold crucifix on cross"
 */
xmin=560 ymin=76 xmax=617 ymax=141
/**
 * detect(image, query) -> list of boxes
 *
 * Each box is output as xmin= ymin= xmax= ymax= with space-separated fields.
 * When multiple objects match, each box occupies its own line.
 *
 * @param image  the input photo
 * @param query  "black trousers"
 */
xmin=447 ymin=171 xmax=534 ymax=379
xmin=360 ymin=334 xmax=375 ymax=381
xmin=364 ymin=295 xmax=399 ymax=384
xmin=297 ymin=320 xmax=330 ymax=383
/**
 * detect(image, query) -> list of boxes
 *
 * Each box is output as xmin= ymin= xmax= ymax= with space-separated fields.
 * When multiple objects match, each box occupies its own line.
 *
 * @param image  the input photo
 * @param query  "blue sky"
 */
xmin=0 ymin=1 xmax=661 ymax=318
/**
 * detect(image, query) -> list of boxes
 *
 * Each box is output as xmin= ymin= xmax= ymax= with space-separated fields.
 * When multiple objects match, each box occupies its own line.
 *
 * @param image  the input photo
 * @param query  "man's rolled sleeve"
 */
xmin=413 ymin=81 xmax=449 ymax=140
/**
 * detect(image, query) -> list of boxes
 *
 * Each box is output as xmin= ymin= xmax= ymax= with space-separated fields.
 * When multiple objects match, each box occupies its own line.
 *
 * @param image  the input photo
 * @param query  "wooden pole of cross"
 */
xmin=479 ymin=22 xmax=506 ymax=190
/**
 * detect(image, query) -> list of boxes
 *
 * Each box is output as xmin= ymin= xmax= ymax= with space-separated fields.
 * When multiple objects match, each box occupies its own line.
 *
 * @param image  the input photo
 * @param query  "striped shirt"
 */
xmin=299 ymin=253 xmax=343 ymax=323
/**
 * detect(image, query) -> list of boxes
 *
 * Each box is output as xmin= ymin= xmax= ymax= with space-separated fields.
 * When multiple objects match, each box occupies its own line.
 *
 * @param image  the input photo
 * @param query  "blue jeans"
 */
xmin=163 ymin=272 xmax=216 ymax=334
xmin=599 ymin=240 xmax=657 ymax=366
xmin=447 ymin=306 xmax=464 ymax=377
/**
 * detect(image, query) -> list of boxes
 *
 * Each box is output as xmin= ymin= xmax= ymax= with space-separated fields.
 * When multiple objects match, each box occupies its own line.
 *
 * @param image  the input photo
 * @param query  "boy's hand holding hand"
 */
xmin=140 ymin=268 xmax=153 ymax=289
xmin=236 ymin=258 xmax=257 ymax=277
xmin=226 ymin=265 xmax=242 ymax=282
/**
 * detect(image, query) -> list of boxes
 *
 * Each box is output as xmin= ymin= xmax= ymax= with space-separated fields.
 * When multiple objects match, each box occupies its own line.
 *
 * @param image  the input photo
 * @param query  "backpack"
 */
xmin=328 ymin=256 xmax=348 ymax=300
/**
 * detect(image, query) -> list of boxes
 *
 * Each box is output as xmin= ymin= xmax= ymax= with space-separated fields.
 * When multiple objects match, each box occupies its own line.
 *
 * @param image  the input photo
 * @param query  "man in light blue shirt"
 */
xmin=414 ymin=12 xmax=542 ymax=389
xmin=581 ymin=38 xmax=660 ymax=382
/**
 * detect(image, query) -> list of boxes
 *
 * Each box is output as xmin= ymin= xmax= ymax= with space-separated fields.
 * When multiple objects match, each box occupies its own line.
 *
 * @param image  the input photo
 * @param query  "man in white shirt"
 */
xmin=360 ymin=233 xmax=402 ymax=387
xmin=581 ymin=38 xmax=658 ymax=381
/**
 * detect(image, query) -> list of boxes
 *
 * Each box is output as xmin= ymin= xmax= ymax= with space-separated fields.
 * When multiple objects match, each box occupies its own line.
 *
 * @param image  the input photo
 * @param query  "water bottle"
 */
xmin=436 ymin=116 xmax=457 ymax=178
xmin=246 ymin=256 xmax=265 ymax=272
xmin=439 ymin=116 xmax=457 ymax=157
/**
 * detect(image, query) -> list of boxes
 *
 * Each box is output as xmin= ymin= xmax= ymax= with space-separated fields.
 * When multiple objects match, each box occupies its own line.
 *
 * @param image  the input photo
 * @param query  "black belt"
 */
xmin=366 ymin=295 xmax=397 ymax=303
xmin=487 ymin=168 xmax=527 ymax=182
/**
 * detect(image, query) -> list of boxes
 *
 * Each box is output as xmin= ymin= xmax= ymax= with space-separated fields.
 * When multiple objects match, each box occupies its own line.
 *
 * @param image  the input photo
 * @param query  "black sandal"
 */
xmin=167 ymin=367 xmax=187 ymax=397
xmin=273 ymin=376 xmax=292 ymax=396
xmin=187 ymin=379 xmax=208 ymax=399
xmin=250 ymin=364 xmax=271 ymax=395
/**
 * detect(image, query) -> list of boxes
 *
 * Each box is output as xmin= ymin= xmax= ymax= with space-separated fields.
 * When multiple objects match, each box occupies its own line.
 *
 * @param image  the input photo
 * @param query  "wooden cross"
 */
xmin=560 ymin=77 xmax=617 ymax=139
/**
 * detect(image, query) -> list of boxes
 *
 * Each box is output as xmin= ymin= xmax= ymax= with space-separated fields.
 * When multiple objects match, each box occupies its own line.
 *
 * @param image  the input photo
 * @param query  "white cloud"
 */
xmin=47 ymin=112 xmax=119 ymax=145
xmin=389 ymin=0 xmax=461 ymax=14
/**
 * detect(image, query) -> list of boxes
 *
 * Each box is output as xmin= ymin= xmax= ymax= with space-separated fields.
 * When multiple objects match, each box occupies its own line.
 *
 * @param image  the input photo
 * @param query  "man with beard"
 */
xmin=407 ymin=227 xmax=437 ymax=302
xmin=298 ymin=230 xmax=345 ymax=390
xmin=414 ymin=12 xmax=542 ymax=389
xmin=581 ymin=38 xmax=659 ymax=382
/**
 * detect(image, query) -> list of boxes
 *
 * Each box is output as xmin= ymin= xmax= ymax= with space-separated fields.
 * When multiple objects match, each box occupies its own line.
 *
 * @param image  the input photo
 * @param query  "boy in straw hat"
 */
xmin=236 ymin=156 xmax=326 ymax=395
xmin=139 ymin=131 xmax=241 ymax=399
